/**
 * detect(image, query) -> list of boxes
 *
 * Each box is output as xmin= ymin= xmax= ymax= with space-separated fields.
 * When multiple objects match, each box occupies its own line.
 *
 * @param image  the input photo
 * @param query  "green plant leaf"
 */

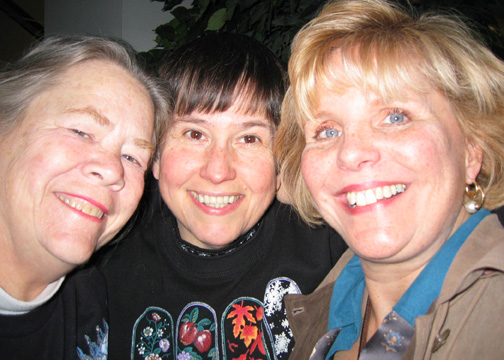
xmin=144 ymin=0 xmax=504 ymax=66
xmin=206 ymin=8 xmax=227 ymax=31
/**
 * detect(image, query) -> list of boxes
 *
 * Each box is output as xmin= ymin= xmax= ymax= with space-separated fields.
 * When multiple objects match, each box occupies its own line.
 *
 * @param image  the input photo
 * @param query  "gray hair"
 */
xmin=0 ymin=35 xmax=170 ymax=152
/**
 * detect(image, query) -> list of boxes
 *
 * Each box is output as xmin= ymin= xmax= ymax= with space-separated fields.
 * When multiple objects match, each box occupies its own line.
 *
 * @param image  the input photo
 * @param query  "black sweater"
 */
xmin=0 ymin=266 xmax=108 ymax=360
xmin=99 ymin=199 xmax=346 ymax=360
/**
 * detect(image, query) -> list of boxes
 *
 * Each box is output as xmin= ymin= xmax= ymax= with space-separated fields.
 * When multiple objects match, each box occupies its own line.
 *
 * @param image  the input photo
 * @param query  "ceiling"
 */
xmin=0 ymin=0 xmax=44 ymax=65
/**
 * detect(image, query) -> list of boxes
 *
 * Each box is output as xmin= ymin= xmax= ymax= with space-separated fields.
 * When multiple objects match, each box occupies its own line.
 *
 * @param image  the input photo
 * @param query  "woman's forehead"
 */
xmin=309 ymin=48 xmax=434 ymax=109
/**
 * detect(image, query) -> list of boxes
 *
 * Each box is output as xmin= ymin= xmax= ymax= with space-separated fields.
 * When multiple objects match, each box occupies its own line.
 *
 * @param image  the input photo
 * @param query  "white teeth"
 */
xmin=365 ymin=189 xmax=377 ymax=205
xmin=383 ymin=186 xmax=392 ymax=198
xmin=356 ymin=192 xmax=366 ymax=207
xmin=346 ymin=184 xmax=406 ymax=208
xmin=191 ymin=191 xmax=241 ymax=208
xmin=56 ymin=194 xmax=105 ymax=219
xmin=375 ymin=186 xmax=383 ymax=200
xmin=347 ymin=191 xmax=357 ymax=206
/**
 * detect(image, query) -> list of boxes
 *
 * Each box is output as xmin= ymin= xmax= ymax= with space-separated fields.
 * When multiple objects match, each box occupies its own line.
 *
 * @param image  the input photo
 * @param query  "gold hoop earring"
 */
xmin=463 ymin=180 xmax=486 ymax=214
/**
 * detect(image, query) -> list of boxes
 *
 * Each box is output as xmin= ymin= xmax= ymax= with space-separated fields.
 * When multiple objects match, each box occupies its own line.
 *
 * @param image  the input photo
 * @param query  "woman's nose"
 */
xmin=336 ymin=129 xmax=380 ymax=171
xmin=83 ymin=151 xmax=125 ymax=191
xmin=199 ymin=144 xmax=237 ymax=184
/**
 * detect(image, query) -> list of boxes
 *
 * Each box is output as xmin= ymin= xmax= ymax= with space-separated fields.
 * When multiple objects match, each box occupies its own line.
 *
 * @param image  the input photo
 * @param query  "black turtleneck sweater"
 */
xmin=98 ymin=198 xmax=346 ymax=360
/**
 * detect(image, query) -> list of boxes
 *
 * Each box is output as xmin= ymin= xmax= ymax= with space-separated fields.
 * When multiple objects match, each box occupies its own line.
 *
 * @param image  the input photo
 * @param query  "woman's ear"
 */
xmin=465 ymin=139 xmax=483 ymax=184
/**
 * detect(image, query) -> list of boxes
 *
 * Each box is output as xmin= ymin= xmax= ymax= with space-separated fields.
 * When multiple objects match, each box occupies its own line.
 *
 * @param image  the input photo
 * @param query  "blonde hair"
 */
xmin=275 ymin=0 xmax=504 ymax=225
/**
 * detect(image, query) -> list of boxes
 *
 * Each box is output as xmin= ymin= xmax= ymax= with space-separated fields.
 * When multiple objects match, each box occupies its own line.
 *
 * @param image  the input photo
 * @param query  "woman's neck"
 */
xmin=360 ymin=259 xmax=426 ymax=332
xmin=0 ymin=276 xmax=65 ymax=314
xmin=0 ymin=242 xmax=71 ymax=301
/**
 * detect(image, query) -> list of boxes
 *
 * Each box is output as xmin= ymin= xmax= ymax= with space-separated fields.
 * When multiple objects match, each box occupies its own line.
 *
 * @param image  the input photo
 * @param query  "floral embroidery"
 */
xmin=145 ymin=354 xmax=162 ymax=360
xmin=77 ymin=319 xmax=108 ymax=360
xmin=132 ymin=307 xmax=173 ymax=359
xmin=130 ymin=278 xmax=302 ymax=359
xmin=176 ymin=351 xmax=191 ymax=360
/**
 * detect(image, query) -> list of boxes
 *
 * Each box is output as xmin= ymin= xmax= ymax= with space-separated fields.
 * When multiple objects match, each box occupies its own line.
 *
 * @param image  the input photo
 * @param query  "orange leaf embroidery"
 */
xmin=255 ymin=306 xmax=264 ymax=321
xmin=240 ymin=325 xmax=259 ymax=347
xmin=227 ymin=301 xmax=257 ymax=338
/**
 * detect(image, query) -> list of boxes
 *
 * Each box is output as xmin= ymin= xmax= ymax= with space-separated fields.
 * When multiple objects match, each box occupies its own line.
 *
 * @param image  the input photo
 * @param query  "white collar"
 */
xmin=0 ymin=276 xmax=65 ymax=315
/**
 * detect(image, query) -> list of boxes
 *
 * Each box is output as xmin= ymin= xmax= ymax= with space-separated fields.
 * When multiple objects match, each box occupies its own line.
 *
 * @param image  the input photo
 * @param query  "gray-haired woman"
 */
xmin=0 ymin=35 xmax=169 ymax=359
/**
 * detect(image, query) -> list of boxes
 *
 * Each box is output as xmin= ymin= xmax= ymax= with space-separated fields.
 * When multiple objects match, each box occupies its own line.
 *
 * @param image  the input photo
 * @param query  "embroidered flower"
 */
xmin=144 ymin=354 xmax=161 ymax=360
xmin=177 ymin=351 xmax=191 ymax=360
xmin=159 ymin=338 xmax=170 ymax=352
xmin=143 ymin=327 xmax=154 ymax=337
xmin=152 ymin=313 xmax=161 ymax=322
xmin=136 ymin=343 xmax=146 ymax=355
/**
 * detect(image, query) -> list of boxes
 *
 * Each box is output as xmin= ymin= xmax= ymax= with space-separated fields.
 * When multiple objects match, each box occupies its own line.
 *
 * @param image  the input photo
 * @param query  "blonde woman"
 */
xmin=276 ymin=0 xmax=504 ymax=358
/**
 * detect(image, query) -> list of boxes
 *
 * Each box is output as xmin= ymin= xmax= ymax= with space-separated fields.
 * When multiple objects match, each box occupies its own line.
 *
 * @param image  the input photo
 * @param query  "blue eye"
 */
xmin=71 ymin=129 xmax=90 ymax=138
xmin=385 ymin=113 xmax=405 ymax=124
xmin=319 ymin=128 xmax=341 ymax=139
xmin=122 ymin=154 xmax=139 ymax=165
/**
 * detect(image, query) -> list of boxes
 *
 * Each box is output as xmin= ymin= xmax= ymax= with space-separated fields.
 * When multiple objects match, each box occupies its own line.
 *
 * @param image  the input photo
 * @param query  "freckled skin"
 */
xmin=0 ymin=60 xmax=155 ymax=300
xmin=153 ymin=104 xmax=276 ymax=250
xmin=301 ymin=52 xmax=482 ymax=268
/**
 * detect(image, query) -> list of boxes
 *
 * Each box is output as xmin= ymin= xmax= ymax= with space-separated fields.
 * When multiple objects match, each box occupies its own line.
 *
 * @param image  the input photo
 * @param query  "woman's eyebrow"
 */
xmin=134 ymin=138 xmax=155 ymax=152
xmin=238 ymin=120 xmax=271 ymax=129
xmin=65 ymin=106 xmax=112 ymax=127
xmin=65 ymin=106 xmax=154 ymax=152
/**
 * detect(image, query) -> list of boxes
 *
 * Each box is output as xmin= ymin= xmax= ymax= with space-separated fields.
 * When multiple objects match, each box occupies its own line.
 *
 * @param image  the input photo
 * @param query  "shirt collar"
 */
xmin=327 ymin=209 xmax=490 ymax=355
xmin=0 ymin=276 xmax=65 ymax=315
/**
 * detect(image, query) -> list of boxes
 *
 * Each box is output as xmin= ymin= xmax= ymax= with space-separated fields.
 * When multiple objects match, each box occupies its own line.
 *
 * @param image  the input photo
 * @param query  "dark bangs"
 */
xmin=159 ymin=32 xmax=286 ymax=127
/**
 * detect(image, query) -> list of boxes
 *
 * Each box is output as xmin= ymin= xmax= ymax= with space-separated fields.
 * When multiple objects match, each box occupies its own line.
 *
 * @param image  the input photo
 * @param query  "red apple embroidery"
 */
xmin=179 ymin=322 xmax=198 ymax=345
xmin=194 ymin=330 xmax=212 ymax=353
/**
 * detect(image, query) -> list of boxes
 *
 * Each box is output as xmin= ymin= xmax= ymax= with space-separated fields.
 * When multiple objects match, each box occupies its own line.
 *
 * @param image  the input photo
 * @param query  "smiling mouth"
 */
xmin=56 ymin=193 xmax=105 ymax=219
xmin=190 ymin=191 xmax=242 ymax=209
xmin=346 ymin=184 xmax=406 ymax=208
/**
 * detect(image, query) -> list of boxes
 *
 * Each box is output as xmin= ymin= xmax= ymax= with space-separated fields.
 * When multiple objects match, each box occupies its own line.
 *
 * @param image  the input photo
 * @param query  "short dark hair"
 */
xmin=158 ymin=32 xmax=287 ymax=129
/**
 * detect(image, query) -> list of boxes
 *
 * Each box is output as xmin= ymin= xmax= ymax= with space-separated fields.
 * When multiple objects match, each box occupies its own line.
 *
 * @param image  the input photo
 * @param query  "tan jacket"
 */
xmin=285 ymin=214 xmax=504 ymax=359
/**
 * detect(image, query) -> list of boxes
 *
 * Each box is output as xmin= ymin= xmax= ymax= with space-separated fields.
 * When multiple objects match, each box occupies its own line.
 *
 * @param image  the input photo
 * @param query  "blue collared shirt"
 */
xmin=326 ymin=209 xmax=490 ymax=358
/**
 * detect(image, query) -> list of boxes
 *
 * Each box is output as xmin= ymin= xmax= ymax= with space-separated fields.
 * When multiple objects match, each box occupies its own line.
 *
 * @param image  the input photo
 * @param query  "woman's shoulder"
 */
xmin=463 ymin=213 xmax=504 ymax=267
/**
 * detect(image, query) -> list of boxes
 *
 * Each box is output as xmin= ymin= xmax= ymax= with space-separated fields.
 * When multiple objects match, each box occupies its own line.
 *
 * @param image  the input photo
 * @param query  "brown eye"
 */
xmin=187 ymin=130 xmax=204 ymax=140
xmin=242 ymin=135 xmax=259 ymax=144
